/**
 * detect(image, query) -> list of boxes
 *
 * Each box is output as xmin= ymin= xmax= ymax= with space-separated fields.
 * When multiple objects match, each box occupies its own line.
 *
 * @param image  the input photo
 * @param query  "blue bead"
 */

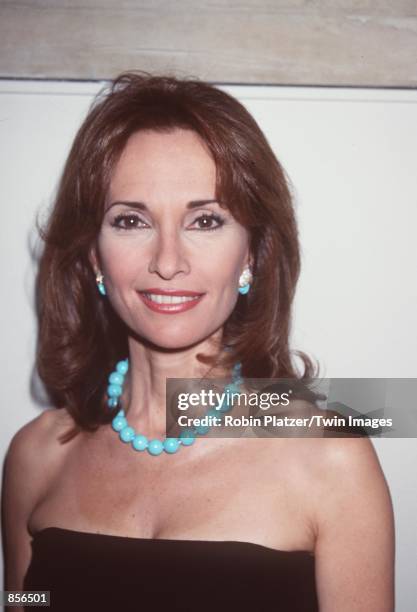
xmin=108 ymin=383 xmax=122 ymax=398
xmin=207 ymin=412 xmax=222 ymax=426
xmin=163 ymin=438 xmax=180 ymax=454
xmin=238 ymin=283 xmax=250 ymax=295
xmin=98 ymin=282 xmax=106 ymax=296
xmin=206 ymin=409 xmax=221 ymax=419
xmin=109 ymin=372 xmax=124 ymax=385
xmin=112 ymin=415 xmax=127 ymax=432
xmin=179 ymin=430 xmax=195 ymax=446
xmin=147 ymin=439 xmax=164 ymax=456
xmin=104 ymin=356 xmax=222 ymax=456
xmin=116 ymin=360 xmax=129 ymax=375
xmin=195 ymin=423 xmax=210 ymax=435
xmin=107 ymin=397 xmax=119 ymax=408
xmin=219 ymin=395 xmax=233 ymax=413
xmin=120 ymin=426 xmax=135 ymax=442
xmin=227 ymin=383 xmax=240 ymax=395
xmin=232 ymin=362 xmax=242 ymax=378
xmin=132 ymin=434 xmax=148 ymax=451
xmin=217 ymin=387 xmax=230 ymax=412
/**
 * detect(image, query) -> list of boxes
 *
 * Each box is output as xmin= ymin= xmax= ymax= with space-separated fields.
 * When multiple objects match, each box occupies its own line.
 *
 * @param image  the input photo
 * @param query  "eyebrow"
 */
xmin=106 ymin=199 xmax=220 ymax=212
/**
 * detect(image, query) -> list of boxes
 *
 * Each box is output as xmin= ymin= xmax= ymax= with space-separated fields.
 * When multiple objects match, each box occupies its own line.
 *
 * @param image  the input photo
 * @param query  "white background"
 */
xmin=0 ymin=80 xmax=416 ymax=609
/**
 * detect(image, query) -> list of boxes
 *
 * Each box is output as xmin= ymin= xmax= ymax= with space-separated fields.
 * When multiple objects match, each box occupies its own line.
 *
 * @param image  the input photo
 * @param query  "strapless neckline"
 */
xmin=32 ymin=526 xmax=315 ymax=557
xmin=25 ymin=525 xmax=319 ymax=611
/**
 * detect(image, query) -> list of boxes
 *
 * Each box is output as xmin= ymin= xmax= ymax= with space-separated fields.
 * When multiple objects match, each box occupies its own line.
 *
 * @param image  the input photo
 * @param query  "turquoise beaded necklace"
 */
xmin=107 ymin=359 xmax=242 ymax=456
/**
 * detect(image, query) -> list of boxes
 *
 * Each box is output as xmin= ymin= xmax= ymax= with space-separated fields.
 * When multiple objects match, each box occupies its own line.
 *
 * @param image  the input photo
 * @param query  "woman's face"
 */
xmin=92 ymin=128 xmax=251 ymax=350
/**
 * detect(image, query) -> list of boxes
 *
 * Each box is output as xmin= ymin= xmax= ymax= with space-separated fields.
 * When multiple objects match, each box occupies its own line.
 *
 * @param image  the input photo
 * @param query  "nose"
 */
xmin=148 ymin=227 xmax=190 ymax=280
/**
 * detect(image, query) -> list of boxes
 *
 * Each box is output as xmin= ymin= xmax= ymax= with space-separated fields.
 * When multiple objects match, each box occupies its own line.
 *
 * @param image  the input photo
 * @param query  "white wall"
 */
xmin=0 ymin=80 xmax=416 ymax=609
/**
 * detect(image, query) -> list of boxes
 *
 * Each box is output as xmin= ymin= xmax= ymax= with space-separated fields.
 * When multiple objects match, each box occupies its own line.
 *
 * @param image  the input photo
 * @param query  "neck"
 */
xmin=121 ymin=332 xmax=228 ymax=437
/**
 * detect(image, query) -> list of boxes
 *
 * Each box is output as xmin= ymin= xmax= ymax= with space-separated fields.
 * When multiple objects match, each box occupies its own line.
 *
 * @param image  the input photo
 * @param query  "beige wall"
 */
xmin=0 ymin=0 xmax=416 ymax=86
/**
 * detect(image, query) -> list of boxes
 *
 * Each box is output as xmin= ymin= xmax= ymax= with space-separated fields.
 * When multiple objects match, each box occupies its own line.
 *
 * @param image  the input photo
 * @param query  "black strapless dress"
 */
xmin=23 ymin=527 xmax=318 ymax=611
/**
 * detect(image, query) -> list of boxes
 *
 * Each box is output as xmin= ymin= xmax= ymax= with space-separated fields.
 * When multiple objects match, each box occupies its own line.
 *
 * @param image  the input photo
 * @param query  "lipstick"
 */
xmin=138 ymin=288 xmax=205 ymax=314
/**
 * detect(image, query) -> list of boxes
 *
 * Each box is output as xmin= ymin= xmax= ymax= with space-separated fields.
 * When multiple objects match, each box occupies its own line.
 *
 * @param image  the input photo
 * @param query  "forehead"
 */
xmin=108 ymin=128 xmax=216 ymax=200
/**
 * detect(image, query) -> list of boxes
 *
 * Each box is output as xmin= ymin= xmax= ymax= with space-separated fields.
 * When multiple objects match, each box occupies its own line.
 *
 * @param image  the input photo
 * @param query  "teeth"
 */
xmin=144 ymin=293 xmax=200 ymax=304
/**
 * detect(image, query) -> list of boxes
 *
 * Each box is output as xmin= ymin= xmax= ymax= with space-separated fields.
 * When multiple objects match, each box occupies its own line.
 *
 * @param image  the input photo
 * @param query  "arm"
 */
xmin=314 ymin=437 xmax=395 ymax=611
xmin=1 ymin=413 xmax=53 ymax=606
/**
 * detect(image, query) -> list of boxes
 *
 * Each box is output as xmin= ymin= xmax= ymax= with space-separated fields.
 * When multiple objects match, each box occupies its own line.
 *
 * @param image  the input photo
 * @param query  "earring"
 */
xmin=238 ymin=267 xmax=253 ymax=295
xmin=96 ymin=272 xmax=106 ymax=296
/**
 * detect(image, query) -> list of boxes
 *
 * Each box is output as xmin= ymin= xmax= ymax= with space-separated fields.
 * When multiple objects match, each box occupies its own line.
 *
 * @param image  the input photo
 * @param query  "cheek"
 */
xmin=97 ymin=237 xmax=137 ymax=285
xmin=205 ymin=247 xmax=244 ymax=290
xmin=216 ymin=270 xmax=239 ymax=295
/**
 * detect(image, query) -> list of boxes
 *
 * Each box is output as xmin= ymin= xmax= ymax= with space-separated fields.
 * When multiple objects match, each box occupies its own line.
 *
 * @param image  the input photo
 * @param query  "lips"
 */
xmin=138 ymin=289 xmax=205 ymax=314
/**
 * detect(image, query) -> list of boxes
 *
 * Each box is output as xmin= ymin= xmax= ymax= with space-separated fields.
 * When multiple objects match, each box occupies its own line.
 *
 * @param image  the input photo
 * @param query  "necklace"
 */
xmin=106 ymin=358 xmax=242 ymax=456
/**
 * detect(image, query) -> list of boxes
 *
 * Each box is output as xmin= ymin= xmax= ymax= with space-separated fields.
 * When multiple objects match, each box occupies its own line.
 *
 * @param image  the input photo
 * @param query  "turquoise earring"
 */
xmin=238 ymin=267 xmax=252 ymax=295
xmin=96 ymin=272 xmax=106 ymax=296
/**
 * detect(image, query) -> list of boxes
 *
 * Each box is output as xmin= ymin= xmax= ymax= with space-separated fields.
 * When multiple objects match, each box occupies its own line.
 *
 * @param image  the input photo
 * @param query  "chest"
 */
xmin=29 ymin=430 xmax=315 ymax=550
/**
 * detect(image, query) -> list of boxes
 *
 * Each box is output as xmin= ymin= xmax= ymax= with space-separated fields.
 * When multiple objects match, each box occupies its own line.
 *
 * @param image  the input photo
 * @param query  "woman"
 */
xmin=2 ymin=72 xmax=394 ymax=611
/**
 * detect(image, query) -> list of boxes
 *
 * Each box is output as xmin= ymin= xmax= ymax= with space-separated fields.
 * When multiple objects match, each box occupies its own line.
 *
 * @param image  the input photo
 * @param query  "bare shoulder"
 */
xmin=267 ymin=399 xmax=390 ymax=492
xmin=2 ymin=408 xmax=77 ymax=591
xmin=4 ymin=408 xmax=77 ymax=514
xmin=309 ymin=435 xmax=391 ymax=502
xmin=307 ymin=436 xmax=394 ymax=611
xmin=9 ymin=407 xmax=70 ymax=439
xmin=7 ymin=407 xmax=75 ymax=462
xmin=247 ymin=399 xmax=394 ymax=610
xmin=260 ymin=400 xmax=393 ymax=535
xmin=283 ymin=429 xmax=393 ymax=519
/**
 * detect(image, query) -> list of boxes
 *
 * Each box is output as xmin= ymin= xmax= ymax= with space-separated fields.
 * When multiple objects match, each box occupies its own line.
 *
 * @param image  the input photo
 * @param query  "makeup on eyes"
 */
xmin=110 ymin=211 xmax=226 ymax=232
xmin=106 ymin=199 xmax=229 ymax=232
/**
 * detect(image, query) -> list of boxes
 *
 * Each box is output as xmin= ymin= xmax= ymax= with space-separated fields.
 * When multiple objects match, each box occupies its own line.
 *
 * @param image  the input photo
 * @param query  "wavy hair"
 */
xmin=35 ymin=71 xmax=320 ymax=441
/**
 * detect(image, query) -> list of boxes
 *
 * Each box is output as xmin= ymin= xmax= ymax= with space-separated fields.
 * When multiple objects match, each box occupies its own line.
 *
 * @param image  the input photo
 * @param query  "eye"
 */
xmin=190 ymin=213 xmax=225 ymax=231
xmin=110 ymin=213 xmax=148 ymax=230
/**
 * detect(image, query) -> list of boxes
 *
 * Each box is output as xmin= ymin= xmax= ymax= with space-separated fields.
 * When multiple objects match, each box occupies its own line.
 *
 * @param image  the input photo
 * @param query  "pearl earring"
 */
xmin=96 ymin=272 xmax=106 ymax=296
xmin=238 ymin=267 xmax=253 ymax=295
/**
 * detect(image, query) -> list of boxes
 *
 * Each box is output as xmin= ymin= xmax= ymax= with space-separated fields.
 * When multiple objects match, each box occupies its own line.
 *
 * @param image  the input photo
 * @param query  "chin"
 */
xmin=134 ymin=321 xmax=223 ymax=352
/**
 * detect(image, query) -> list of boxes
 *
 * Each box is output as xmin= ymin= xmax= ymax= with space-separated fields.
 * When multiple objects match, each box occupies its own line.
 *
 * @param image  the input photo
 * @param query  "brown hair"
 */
xmin=35 ymin=71 xmax=320 ymax=441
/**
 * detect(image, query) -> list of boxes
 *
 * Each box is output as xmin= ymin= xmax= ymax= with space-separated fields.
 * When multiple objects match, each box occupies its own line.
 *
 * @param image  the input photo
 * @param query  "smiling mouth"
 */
xmin=138 ymin=291 xmax=205 ymax=314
